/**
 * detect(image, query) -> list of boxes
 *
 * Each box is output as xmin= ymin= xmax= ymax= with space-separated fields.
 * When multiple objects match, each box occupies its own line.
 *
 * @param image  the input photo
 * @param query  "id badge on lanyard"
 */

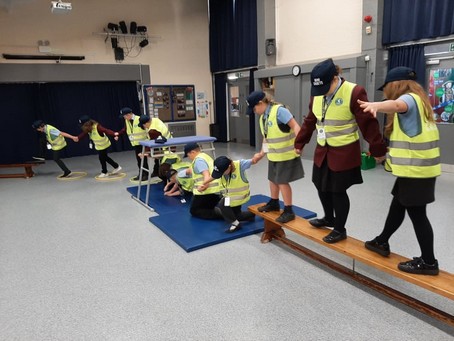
xmin=317 ymin=127 xmax=326 ymax=140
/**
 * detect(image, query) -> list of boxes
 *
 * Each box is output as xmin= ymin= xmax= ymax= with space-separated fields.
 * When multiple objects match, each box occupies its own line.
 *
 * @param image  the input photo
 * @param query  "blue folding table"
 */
xmin=132 ymin=135 xmax=217 ymax=210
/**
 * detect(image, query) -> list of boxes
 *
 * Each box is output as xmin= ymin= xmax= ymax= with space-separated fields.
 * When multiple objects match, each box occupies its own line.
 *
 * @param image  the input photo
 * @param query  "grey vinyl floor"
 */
xmin=0 ymin=142 xmax=453 ymax=340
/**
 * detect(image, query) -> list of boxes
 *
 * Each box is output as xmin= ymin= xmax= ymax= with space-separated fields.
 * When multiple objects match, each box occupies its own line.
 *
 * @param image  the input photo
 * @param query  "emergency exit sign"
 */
xmin=450 ymin=43 xmax=454 ymax=52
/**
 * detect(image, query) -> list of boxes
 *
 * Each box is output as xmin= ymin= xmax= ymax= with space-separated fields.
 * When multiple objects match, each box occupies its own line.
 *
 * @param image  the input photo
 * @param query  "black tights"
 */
xmin=52 ymin=149 xmax=70 ymax=173
xmin=318 ymin=190 xmax=350 ymax=233
xmin=98 ymin=149 xmax=119 ymax=174
xmin=376 ymin=196 xmax=435 ymax=264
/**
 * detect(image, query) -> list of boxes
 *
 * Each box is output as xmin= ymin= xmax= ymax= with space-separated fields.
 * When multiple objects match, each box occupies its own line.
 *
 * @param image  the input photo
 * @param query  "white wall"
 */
xmin=0 ymin=0 xmax=213 ymax=135
xmin=275 ymin=0 xmax=363 ymax=65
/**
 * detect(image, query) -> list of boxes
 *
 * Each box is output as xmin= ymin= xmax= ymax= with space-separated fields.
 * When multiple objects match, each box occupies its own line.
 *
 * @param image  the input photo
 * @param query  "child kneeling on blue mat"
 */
xmin=199 ymin=153 xmax=264 ymax=233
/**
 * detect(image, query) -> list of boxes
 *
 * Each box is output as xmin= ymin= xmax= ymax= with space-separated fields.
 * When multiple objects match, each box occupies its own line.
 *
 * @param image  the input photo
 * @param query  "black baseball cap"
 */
xmin=212 ymin=156 xmax=231 ymax=179
xmin=78 ymin=115 xmax=91 ymax=125
xmin=138 ymin=115 xmax=150 ymax=128
xmin=246 ymin=91 xmax=266 ymax=115
xmin=378 ymin=66 xmax=417 ymax=91
xmin=119 ymin=107 xmax=133 ymax=118
xmin=310 ymin=58 xmax=336 ymax=96
xmin=183 ymin=142 xmax=200 ymax=157
xmin=32 ymin=120 xmax=44 ymax=129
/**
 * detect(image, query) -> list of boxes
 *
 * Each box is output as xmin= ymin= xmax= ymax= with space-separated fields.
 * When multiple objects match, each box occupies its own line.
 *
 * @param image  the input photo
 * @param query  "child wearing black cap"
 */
xmin=75 ymin=115 xmax=121 ymax=178
xmin=137 ymin=114 xmax=173 ymax=178
xmin=32 ymin=120 xmax=77 ymax=178
xmin=184 ymin=142 xmax=222 ymax=220
xmin=246 ymin=90 xmax=305 ymax=225
xmin=358 ymin=66 xmax=440 ymax=275
xmin=294 ymin=58 xmax=387 ymax=244
xmin=116 ymin=107 xmax=149 ymax=181
xmin=199 ymin=153 xmax=264 ymax=232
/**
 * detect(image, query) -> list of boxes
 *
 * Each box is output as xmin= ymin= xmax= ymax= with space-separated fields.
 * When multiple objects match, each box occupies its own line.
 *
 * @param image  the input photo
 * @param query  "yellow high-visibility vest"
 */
xmin=126 ymin=115 xmax=147 ymax=146
xmin=220 ymin=160 xmax=250 ymax=207
xmin=191 ymin=152 xmax=220 ymax=195
xmin=259 ymin=104 xmax=298 ymax=161
xmin=388 ymin=93 xmax=441 ymax=178
xmin=45 ymin=124 xmax=67 ymax=151
xmin=88 ymin=123 xmax=111 ymax=151
xmin=313 ymin=81 xmax=359 ymax=147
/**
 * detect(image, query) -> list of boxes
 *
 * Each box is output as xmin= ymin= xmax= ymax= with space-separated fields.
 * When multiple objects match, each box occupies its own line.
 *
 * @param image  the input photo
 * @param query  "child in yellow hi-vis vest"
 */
xmin=75 ymin=115 xmax=122 ymax=178
xmin=32 ymin=119 xmax=77 ymax=178
xmin=199 ymin=153 xmax=264 ymax=233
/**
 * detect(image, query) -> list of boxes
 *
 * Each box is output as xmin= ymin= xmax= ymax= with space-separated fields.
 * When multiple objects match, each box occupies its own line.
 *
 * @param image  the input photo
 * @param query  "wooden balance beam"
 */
xmin=248 ymin=203 xmax=454 ymax=327
xmin=0 ymin=161 xmax=44 ymax=179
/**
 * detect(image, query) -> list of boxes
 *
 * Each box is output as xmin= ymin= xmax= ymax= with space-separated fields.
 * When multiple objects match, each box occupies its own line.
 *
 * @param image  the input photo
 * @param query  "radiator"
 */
xmin=167 ymin=121 xmax=197 ymax=137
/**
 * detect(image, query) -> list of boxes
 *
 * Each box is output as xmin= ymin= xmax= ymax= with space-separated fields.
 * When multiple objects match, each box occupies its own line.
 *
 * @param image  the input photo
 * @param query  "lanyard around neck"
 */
xmin=321 ymin=76 xmax=341 ymax=123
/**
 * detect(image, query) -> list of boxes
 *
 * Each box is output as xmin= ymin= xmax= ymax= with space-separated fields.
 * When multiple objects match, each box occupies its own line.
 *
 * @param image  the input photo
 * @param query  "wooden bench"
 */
xmin=248 ymin=203 xmax=454 ymax=326
xmin=0 ymin=161 xmax=44 ymax=179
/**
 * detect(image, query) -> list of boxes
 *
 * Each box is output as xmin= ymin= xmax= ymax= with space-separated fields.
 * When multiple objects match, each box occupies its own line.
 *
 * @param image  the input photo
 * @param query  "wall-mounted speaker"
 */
xmin=114 ymin=47 xmax=124 ymax=61
xmin=110 ymin=37 xmax=118 ymax=49
xmin=130 ymin=21 xmax=137 ymax=34
xmin=107 ymin=23 xmax=119 ymax=32
xmin=119 ymin=21 xmax=128 ymax=34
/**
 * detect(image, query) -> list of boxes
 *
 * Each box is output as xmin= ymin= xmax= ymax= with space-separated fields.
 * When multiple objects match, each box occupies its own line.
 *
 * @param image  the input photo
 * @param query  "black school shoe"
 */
xmin=258 ymin=201 xmax=280 ymax=212
xmin=59 ymin=171 xmax=72 ymax=178
xmin=398 ymin=257 xmax=439 ymax=276
xmin=323 ymin=230 xmax=347 ymax=244
xmin=365 ymin=238 xmax=390 ymax=257
xmin=275 ymin=211 xmax=295 ymax=223
xmin=226 ymin=223 xmax=241 ymax=233
xmin=309 ymin=217 xmax=335 ymax=228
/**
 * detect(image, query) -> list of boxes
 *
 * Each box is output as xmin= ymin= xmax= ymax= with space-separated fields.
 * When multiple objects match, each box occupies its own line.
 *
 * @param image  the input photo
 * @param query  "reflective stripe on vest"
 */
xmin=313 ymin=81 xmax=359 ymax=147
xmin=388 ymin=93 xmax=441 ymax=178
xmin=221 ymin=160 xmax=250 ymax=207
xmin=46 ymin=124 xmax=67 ymax=151
xmin=126 ymin=116 xmax=147 ymax=146
xmin=191 ymin=153 xmax=220 ymax=195
xmin=259 ymin=104 xmax=298 ymax=161
xmin=89 ymin=123 xmax=111 ymax=150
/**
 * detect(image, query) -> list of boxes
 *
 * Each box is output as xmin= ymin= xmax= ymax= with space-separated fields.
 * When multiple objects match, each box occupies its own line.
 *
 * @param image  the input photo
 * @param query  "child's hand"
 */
xmin=198 ymin=184 xmax=207 ymax=192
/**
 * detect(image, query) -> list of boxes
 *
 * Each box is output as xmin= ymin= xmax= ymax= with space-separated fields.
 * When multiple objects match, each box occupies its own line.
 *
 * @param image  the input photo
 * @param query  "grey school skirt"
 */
xmin=267 ymin=157 xmax=304 ymax=184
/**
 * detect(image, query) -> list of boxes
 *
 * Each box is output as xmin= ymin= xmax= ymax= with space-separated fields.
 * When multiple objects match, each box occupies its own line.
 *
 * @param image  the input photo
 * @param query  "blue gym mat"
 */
xmin=147 ymin=194 xmax=317 ymax=252
xmin=127 ymin=183 xmax=192 ymax=215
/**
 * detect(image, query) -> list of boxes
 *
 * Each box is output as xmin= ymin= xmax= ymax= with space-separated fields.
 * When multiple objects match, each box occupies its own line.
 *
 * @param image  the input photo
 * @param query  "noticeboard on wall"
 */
xmin=143 ymin=84 xmax=196 ymax=122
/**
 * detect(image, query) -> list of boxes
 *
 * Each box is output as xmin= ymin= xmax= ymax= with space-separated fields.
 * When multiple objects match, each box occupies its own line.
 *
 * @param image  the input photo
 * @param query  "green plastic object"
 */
xmin=361 ymin=152 xmax=376 ymax=170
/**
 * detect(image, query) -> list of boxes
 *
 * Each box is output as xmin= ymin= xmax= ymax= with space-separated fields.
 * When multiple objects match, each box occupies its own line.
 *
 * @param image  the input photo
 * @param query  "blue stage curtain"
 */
xmin=213 ymin=73 xmax=228 ymax=142
xmin=383 ymin=0 xmax=454 ymax=45
xmin=388 ymin=45 xmax=426 ymax=87
xmin=248 ymin=68 xmax=257 ymax=147
xmin=209 ymin=0 xmax=257 ymax=72
xmin=0 ymin=81 xmax=140 ymax=164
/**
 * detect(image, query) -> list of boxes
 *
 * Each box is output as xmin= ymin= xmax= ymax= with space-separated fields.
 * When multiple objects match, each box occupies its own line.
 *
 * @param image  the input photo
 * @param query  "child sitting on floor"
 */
xmin=160 ymin=162 xmax=193 ymax=197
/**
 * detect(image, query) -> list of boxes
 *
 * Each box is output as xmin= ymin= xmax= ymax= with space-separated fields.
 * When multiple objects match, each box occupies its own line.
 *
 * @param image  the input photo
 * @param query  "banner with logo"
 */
xmin=428 ymin=68 xmax=454 ymax=124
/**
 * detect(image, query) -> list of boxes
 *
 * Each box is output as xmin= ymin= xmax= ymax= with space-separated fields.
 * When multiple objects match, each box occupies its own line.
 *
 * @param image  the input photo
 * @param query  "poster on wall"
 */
xmin=142 ymin=85 xmax=195 ymax=122
xmin=428 ymin=68 xmax=454 ymax=124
